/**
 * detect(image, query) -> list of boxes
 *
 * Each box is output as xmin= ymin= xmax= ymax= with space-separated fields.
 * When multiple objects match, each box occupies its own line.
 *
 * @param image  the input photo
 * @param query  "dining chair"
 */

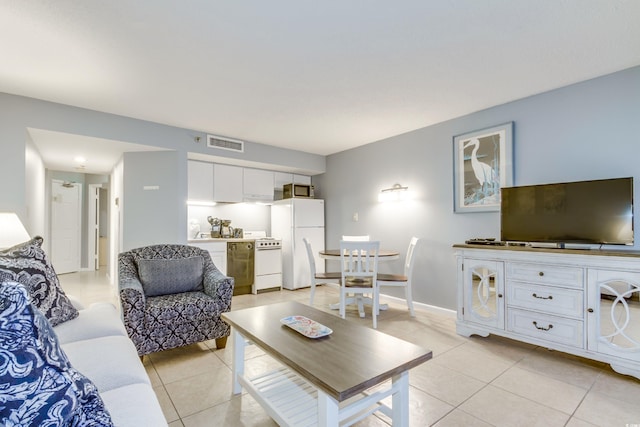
xmin=377 ymin=237 xmax=419 ymax=317
xmin=303 ymin=238 xmax=341 ymax=306
xmin=340 ymin=236 xmax=370 ymax=271
xmin=340 ymin=240 xmax=380 ymax=328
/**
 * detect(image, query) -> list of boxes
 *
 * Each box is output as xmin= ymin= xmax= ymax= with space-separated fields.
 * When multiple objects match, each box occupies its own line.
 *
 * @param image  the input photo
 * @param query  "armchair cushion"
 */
xmin=0 ymin=236 xmax=78 ymax=326
xmin=142 ymin=291 xmax=229 ymax=353
xmin=0 ymin=281 xmax=113 ymax=426
xmin=137 ymin=256 xmax=204 ymax=296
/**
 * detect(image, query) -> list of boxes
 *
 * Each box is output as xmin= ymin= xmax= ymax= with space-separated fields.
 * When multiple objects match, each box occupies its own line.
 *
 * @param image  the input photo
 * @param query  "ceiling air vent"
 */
xmin=207 ymin=134 xmax=244 ymax=153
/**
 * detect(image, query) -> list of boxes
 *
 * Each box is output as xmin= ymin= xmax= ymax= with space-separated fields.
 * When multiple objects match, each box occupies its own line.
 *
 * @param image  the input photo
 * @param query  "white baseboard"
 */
xmin=379 ymin=293 xmax=456 ymax=318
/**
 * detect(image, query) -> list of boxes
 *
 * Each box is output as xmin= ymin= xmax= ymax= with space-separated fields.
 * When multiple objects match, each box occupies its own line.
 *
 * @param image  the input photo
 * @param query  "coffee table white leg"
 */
xmin=391 ymin=371 xmax=409 ymax=427
xmin=317 ymin=390 xmax=339 ymax=426
xmin=231 ymin=329 xmax=245 ymax=395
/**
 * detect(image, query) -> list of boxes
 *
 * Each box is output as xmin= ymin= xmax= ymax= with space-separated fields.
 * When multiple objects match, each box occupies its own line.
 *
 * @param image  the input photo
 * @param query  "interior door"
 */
xmin=88 ymin=184 xmax=100 ymax=270
xmin=51 ymin=180 xmax=82 ymax=274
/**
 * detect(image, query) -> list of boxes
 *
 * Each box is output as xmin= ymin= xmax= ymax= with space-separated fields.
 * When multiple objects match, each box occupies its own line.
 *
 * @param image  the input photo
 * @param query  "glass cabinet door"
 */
xmin=463 ymin=259 xmax=504 ymax=329
xmin=588 ymin=270 xmax=640 ymax=362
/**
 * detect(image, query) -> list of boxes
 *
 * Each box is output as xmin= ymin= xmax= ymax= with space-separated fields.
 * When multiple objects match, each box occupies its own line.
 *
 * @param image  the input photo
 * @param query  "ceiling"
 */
xmin=3 ymin=1 xmax=640 ymax=172
xmin=27 ymin=128 xmax=169 ymax=175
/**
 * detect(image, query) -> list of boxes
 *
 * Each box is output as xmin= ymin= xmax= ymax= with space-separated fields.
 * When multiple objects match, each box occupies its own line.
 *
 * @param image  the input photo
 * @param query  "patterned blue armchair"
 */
xmin=118 ymin=244 xmax=234 ymax=357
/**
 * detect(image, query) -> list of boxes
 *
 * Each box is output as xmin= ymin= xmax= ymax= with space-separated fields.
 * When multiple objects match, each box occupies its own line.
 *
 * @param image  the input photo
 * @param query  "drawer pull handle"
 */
xmin=532 ymin=293 xmax=553 ymax=300
xmin=532 ymin=321 xmax=553 ymax=331
xmin=538 ymin=271 xmax=544 ymax=277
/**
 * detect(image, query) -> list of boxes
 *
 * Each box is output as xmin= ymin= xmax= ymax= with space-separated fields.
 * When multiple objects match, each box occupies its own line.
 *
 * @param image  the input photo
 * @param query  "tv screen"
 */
xmin=501 ymin=177 xmax=634 ymax=245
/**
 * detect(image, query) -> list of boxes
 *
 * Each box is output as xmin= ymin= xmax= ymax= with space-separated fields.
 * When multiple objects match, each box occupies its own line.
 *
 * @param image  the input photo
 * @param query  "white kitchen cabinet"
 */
xmin=187 ymin=160 xmax=214 ymax=202
xmin=274 ymin=172 xmax=311 ymax=200
xmin=274 ymin=172 xmax=292 ymax=191
xmin=455 ymin=244 xmax=640 ymax=379
xmin=191 ymin=240 xmax=227 ymax=275
xmin=189 ymin=161 xmax=307 ymax=203
xmin=243 ymin=168 xmax=274 ymax=202
xmin=274 ymin=172 xmax=311 ymax=189
xmin=213 ymin=164 xmax=243 ymax=202
xmin=293 ymin=174 xmax=311 ymax=185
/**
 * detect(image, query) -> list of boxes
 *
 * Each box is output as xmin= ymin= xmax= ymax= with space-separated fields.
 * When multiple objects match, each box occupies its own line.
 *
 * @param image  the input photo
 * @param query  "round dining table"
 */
xmin=318 ymin=249 xmax=400 ymax=260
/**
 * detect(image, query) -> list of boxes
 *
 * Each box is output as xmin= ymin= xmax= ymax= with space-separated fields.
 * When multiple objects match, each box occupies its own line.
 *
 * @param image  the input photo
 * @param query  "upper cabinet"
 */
xmin=188 ymin=161 xmax=214 ymax=202
xmin=294 ymin=174 xmax=312 ymax=185
xmin=274 ymin=172 xmax=311 ymax=189
xmin=274 ymin=172 xmax=312 ymax=200
xmin=213 ymin=164 xmax=243 ymax=203
xmin=243 ymin=168 xmax=274 ymax=202
xmin=274 ymin=172 xmax=293 ymax=191
xmin=188 ymin=160 xmax=308 ymax=204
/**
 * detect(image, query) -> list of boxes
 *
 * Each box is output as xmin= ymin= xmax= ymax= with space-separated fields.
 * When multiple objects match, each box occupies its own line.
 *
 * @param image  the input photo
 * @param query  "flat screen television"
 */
xmin=500 ymin=177 xmax=634 ymax=246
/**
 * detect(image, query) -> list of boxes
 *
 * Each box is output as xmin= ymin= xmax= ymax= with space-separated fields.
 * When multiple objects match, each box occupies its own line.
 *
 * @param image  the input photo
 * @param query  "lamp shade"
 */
xmin=0 ymin=212 xmax=30 ymax=249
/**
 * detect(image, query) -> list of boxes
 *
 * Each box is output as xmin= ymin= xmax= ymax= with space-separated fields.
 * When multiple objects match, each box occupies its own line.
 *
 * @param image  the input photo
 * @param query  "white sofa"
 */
xmin=54 ymin=297 xmax=168 ymax=426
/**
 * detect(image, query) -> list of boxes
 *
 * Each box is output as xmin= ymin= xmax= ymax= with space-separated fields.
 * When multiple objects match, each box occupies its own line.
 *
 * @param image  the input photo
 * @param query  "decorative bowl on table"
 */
xmin=280 ymin=315 xmax=332 ymax=338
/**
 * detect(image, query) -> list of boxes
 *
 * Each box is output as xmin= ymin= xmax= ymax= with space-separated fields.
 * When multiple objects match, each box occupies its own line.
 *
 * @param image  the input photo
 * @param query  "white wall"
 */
xmin=315 ymin=66 xmax=640 ymax=311
xmin=24 ymin=135 xmax=46 ymax=238
xmin=110 ymin=159 xmax=124 ymax=281
xmin=122 ymin=151 xmax=185 ymax=250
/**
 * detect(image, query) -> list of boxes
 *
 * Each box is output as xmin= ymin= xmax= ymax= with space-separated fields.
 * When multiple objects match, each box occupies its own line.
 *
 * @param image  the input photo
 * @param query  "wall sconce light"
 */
xmin=0 ymin=212 xmax=30 ymax=249
xmin=379 ymin=183 xmax=409 ymax=202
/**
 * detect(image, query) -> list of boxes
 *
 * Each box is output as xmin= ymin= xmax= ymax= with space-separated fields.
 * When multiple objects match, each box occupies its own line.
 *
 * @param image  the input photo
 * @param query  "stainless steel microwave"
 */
xmin=283 ymin=183 xmax=314 ymax=199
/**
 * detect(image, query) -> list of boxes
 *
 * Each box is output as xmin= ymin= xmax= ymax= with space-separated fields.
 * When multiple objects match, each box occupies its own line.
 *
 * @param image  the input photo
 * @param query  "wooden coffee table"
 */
xmin=221 ymin=301 xmax=432 ymax=426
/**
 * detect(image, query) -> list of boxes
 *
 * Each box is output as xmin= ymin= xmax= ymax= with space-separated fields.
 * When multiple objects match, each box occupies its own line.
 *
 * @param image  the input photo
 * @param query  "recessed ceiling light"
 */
xmin=74 ymin=156 xmax=86 ymax=164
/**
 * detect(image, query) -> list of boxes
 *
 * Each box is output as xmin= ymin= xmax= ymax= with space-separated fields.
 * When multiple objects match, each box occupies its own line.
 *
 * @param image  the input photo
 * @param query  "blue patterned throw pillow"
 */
xmin=0 ymin=236 xmax=78 ymax=326
xmin=0 ymin=281 xmax=113 ymax=426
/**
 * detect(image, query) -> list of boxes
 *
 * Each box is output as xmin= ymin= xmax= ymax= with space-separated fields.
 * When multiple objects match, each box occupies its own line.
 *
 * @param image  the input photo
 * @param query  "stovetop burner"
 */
xmin=245 ymin=231 xmax=282 ymax=249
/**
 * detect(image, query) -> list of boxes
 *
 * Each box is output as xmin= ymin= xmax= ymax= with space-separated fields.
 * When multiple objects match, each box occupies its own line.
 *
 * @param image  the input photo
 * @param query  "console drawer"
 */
xmin=507 ymin=282 xmax=583 ymax=318
xmin=506 ymin=262 xmax=583 ymax=288
xmin=507 ymin=308 xmax=584 ymax=348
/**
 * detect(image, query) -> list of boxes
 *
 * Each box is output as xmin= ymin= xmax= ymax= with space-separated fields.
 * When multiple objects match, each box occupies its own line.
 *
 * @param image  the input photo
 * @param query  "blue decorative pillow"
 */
xmin=0 ymin=281 xmax=113 ymax=426
xmin=0 ymin=236 xmax=78 ymax=326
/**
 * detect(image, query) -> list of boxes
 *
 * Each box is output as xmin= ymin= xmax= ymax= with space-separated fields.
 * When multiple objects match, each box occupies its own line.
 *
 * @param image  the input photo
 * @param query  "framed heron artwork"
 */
xmin=453 ymin=122 xmax=513 ymax=213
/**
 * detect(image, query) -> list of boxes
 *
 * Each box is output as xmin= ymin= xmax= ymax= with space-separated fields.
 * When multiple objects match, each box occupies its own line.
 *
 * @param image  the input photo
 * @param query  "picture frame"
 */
xmin=453 ymin=122 xmax=513 ymax=213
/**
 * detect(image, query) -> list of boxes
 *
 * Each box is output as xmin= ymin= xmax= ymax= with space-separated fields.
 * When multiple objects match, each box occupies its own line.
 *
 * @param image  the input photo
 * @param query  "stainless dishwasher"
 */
xmin=227 ymin=241 xmax=254 ymax=296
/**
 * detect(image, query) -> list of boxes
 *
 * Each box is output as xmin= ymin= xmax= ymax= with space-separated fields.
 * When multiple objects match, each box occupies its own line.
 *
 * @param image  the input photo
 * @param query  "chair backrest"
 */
xmin=404 ymin=237 xmax=420 ymax=276
xmin=119 ymin=244 xmax=214 ymax=297
xmin=342 ymin=235 xmax=370 ymax=241
xmin=340 ymin=240 xmax=380 ymax=283
xmin=302 ymin=237 xmax=317 ymax=277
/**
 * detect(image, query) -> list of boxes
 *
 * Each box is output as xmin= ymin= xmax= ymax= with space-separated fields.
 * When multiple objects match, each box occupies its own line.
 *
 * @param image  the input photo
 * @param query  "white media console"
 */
xmin=454 ymin=244 xmax=640 ymax=379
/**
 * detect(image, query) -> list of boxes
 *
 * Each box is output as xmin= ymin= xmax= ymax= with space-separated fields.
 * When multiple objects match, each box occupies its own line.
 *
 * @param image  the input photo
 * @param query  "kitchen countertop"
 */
xmin=188 ymin=238 xmax=256 ymax=243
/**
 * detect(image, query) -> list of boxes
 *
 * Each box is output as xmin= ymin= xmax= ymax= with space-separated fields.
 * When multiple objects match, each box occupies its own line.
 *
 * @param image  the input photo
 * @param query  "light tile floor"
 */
xmin=60 ymin=271 xmax=640 ymax=427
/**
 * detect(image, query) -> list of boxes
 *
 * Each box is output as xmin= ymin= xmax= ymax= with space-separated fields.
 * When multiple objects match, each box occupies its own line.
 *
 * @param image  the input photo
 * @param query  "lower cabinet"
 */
xmin=191 ymin=241 xmax=227 ymax=275
xmin=458 ymin=258 xmax=504 ymax=331
xmin=455 ymin=245 xmax=640 ymax=379
xmin=587 ymin=269 xmax=640 ymax=367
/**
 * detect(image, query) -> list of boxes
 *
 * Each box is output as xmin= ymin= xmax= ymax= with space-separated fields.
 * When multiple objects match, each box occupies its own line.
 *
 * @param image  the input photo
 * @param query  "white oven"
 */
xmin=253 ymin=238 xmax=282 ymax=294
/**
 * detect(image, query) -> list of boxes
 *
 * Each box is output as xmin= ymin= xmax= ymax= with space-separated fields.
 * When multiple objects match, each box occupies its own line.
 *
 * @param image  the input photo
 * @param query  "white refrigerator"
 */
xmin=271 ymin=198 xmax=325 ymax=290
